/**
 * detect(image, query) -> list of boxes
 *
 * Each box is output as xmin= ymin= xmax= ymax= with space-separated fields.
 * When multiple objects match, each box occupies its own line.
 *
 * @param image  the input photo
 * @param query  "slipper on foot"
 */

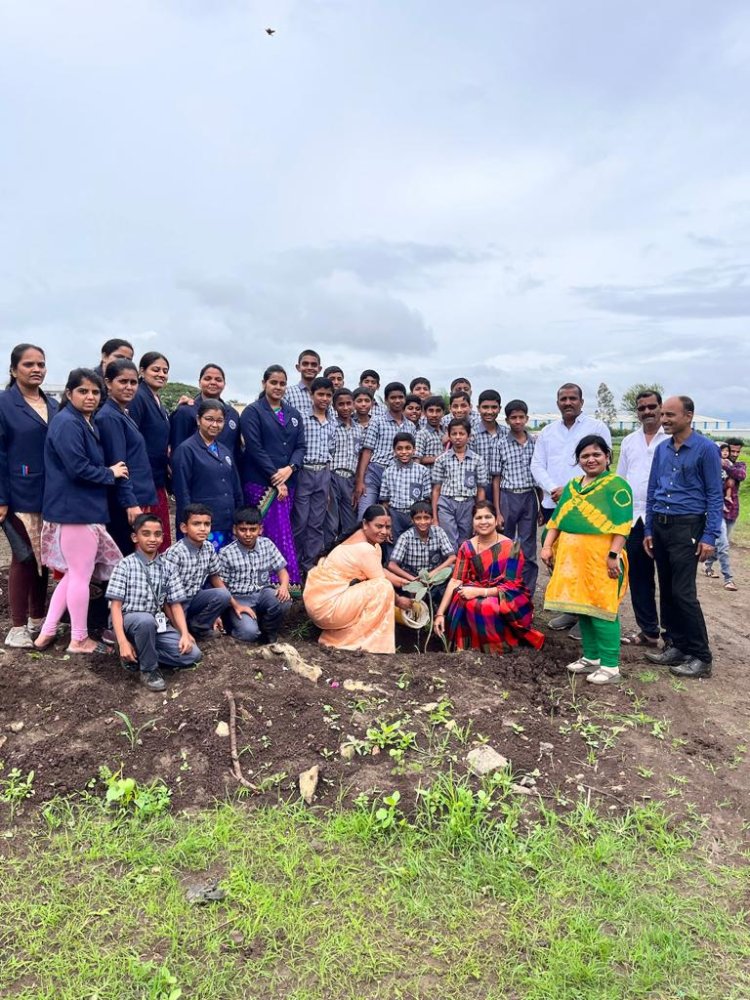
xmin=65 ymin=641 xmax=113 ymax=655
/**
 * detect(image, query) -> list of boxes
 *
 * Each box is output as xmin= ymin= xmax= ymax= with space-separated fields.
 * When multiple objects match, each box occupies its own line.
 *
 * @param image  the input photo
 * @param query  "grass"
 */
xmin=0 ymin=783 xmax=748 ymax=999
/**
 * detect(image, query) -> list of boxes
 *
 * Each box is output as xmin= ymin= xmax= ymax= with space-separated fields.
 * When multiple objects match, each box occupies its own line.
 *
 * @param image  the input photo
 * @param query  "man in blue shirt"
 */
xmin=644 ymin=395 xmax=723 ymax=679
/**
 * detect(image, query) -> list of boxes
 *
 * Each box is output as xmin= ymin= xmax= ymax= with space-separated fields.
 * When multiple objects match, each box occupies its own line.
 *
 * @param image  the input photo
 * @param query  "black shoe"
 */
xmin=645 ymin=647 xmax=687 ymax=666
xmin=260 ymin=632 xmax=279 ymax=645
xmin=670 ymin=657 xmax=712 ymax=679
xmin=140 ymin=668 xmax=166 ymax=692
xmin=549 ymin=613 xmax=577 ymax=630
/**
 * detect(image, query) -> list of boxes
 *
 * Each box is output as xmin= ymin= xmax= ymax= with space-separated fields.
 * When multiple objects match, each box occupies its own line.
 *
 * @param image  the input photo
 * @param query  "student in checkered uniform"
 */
xmin=388 ymin=501 xmax=456 ymax=605
xmin=163 ymin=503 xmax=233 ymax=637
xmin=324 ymin=387 xmax=363 ymax=548
xmin=292 ymin=377 xmax=336 ymax=573
xmin=283 ymin=349 xmax=322 ymax=417
xmin=432 ymin=418 xmax=488 ymax=549
xmin=379 ymin=431 xmax=432 ymax=539
xmin=107 ymin=513 xmax=202 ymax=692
xmin=472 ymin=389 xmax=509 ymax=500
xmin=354 ymin=382 xmax=412 ymax=517
xmin=218 ymin=507 xmax=292 ymax=643
xmin=416 ymin=396 xmax=446 ymax=467
xmin=439 ymin=390 xmax=482 ymax=436
xmin=496 ymin=399 xmax=541 ymax=593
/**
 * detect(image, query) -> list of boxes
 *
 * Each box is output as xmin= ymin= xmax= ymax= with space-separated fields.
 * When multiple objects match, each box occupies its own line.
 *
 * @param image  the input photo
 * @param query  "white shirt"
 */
xmin=616 ymin=425 xmax=667 ymax=523
xmin=530 ymin=413 xmax=612 ymax=509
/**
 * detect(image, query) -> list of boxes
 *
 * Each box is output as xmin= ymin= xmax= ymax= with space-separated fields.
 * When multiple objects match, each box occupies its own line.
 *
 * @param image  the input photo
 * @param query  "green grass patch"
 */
xmin=0 ymin=779 xmax=748 ymax=999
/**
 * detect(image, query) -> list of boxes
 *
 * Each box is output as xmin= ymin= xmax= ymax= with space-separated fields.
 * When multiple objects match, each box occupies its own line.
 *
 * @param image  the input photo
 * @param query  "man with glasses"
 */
xmin=616 ymin=390 xmax=666 ymax=647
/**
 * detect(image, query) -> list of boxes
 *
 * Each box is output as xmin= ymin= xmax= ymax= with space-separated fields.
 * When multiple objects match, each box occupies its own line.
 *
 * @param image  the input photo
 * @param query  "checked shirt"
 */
xmin=106 ymin=551 xmax=182 ymax=613
xmin=391 ymin=525 xmax=455 ymax=575
xmin=379 ymin=461 xmax=432 ymax=510
xmin=301 ymin=414 xmax=335 ymax=465
xmin=331 ymin=420 xmax=363 ymax=474
xmin=496 ymin=433 xmax=537 ymax=491
xmin=415 ymin=426 xmax=444 ymax=461
xmin=361 ymin=411 xmax=412 ymax=466
xmin=163 ymin=538 xmax=222 ymax=602
xmin=432 ymin=448 xmax=488 ymax=498
xmin=218 ymin=538 xmax=287 ymax=594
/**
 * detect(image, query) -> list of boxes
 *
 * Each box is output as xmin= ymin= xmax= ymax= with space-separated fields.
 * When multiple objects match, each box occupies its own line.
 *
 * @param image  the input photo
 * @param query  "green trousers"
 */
xmin=579 ymin=615 xmax=620 ymax=668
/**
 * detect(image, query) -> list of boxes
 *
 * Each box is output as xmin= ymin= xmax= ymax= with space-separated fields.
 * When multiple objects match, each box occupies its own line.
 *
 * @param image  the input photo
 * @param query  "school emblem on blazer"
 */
xmin=229 ymin=419 xmax=237 ymax=430
xmin=291 ymin=417 xmax=299 ymax=427
xmin=225 ymin=455 xmax=233 ymax=466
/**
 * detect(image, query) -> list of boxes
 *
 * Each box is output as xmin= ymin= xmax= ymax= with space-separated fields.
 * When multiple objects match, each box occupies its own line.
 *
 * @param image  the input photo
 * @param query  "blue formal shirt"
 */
xmin=645 ymin=430 xmax=723 ymax=545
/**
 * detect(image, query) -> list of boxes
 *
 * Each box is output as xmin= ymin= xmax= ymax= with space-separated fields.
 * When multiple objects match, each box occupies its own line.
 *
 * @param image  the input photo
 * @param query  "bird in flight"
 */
xmin=265 ymin=28 xmax=275 ymax=35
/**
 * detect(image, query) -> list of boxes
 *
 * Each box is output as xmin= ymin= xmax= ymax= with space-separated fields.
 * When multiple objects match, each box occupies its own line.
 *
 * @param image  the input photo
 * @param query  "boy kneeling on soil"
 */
xmin=387 ymin=501 xmax=456 ymax=606
xmin=218 ymin=506 xmax=292 ymax=643
xmin=106 ymin=513 xmax=202 ymax=692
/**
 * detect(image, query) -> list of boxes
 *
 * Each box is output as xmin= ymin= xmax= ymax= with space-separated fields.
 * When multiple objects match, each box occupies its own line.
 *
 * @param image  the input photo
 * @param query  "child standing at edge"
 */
xmin=293 ymin=377 xmax=335 ymax=573
xmin=324 ymin=387 xmax=362 ymax=548
xmin=284 ymin=349 xmax=322 ymax=417
xmin=354 ymin=382 xmax=409 ymax=517
xmin=163 ymin=503 xmax=234 ymax=638
xmin=379 ymin=432 xmax=432 ymax=539
xmin=107 ymin=513 xmax=201 ymax=692
xmin=388 ymin=500 xmax=456 ymax=606
xmin=495 ymin=399 xmax=540 ymax=594
xmin=219 ymin=507 xmax=292 ymax=643
xmin=473 ymin=389 xmax=507 ymax=503
xmin=432 ymin=418 xmax=487 ymax=548
xmin=416 ymin=396 xmax=446 ymax=467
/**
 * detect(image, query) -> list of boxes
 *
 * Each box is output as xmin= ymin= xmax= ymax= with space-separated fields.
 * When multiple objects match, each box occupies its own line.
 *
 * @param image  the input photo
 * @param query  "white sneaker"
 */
xmin=26 ymin=618 xmax=44 ymax=637
xmin=566 ymin=656 xmax=600 ymax=674
xmin=5 ymin=626 xmax=34 ymax=649
xmin=586 ymin=667 xmax=621 ymax=685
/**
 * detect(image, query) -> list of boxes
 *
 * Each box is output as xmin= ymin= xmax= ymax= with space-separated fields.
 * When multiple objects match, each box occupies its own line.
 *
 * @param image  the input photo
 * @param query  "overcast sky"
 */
xmin=2 ymin=1 xmax=749 ymax=418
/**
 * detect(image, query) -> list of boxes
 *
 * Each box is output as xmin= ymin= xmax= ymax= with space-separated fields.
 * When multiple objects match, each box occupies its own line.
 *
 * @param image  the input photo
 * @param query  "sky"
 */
xmin=2 ymin=0 xmax=750 ymax=419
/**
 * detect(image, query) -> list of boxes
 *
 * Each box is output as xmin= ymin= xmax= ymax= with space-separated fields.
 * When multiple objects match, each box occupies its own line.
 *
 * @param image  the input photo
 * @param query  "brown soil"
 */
xmin=1 ymin=546 xmax=748 ymax=843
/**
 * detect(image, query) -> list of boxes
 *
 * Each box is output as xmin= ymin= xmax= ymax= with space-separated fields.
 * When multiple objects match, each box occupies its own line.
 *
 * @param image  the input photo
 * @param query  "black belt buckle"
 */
xmin=656 ymin=513 xmax=669 ymax=524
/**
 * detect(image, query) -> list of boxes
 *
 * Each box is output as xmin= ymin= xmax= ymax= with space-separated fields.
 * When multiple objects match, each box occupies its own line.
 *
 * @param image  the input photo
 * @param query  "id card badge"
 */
xmin=155 ymin=612 xmax=168 ymax=634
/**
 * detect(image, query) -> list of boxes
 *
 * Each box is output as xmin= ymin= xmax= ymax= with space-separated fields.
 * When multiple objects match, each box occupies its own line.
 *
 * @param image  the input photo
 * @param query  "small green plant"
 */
xmin=396 ymin=672 xmax=411 ymax=690
xmin=0 ymin=766 xmax=35 ymax=816
xmin=428 ymin=698 xmax=453 ymax=725
xmin=401 ymin=565 xmax=454 ymax=651
xmin=373 ymin=790 xmax=407 ymax=833
xmin=113 ymin=710 xmax=157 ymax=750
xmin=637 ymin=670 xmax=660 ymax=683
xmin=365 ymin=718 xmax=417 ymax=753
xmin=636 ymin=766 xmax=654 ymax=779
xmin=99 ymin=766 xmax=171 ymax=819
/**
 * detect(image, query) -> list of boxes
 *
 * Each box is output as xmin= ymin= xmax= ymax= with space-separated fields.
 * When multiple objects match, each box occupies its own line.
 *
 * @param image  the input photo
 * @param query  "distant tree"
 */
xmin=595 ymin=382 xmax=617 ymax=426
xmin=161 ymin=381 xmax=199 ymax=413
xmin=621 ymin=382 xmax=665 ymax=416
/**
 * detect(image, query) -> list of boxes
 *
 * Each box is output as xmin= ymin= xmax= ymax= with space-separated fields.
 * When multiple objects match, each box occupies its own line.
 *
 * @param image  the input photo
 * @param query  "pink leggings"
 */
xmin=41 ymin=525 xmax=98 ymax=641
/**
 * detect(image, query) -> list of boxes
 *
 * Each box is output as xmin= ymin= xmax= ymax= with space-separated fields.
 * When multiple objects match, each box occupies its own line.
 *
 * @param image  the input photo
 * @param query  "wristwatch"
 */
xmin=608 ymin=551 xmax=619 ymax=559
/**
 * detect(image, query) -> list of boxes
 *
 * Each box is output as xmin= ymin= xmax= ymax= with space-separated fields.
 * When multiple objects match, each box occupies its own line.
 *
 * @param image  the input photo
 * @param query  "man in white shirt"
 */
xmin=616 ymin=390 xmax=666 ymax=646
xmin=531 ymin=383 xmax=611 ymax=633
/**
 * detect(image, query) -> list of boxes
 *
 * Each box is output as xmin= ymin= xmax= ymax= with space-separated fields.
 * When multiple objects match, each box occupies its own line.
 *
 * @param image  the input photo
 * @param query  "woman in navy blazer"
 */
xmin=0 ymin=344 xmax=58 ymax=648
xmin=171 ymin=399 xmax=243 ymax=550
xmin=127 ymin=351 xmax=172 ymax=549
xmin=95 ymin=359 xmax=158 ymax=555
xmin=35 ymin=369 xmax=129 ymax=656
xmin=169 ymin=363 xmax=242 ymax=462
xmin=240 ymin=364 xmax=306 ymax=587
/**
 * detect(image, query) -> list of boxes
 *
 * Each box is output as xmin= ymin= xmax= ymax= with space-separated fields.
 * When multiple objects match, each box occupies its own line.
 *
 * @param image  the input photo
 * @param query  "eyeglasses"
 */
xmin=202 ymin=417 xmax=225 ymax=425
xmin=636 ymin=404 xmax=659 ymax=412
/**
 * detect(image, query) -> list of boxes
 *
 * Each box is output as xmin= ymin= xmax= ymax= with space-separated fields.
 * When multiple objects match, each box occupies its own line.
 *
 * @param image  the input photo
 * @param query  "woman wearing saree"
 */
xmin=541 ymin=434 xmax=633 ymax=685
xmin=434 ymin=501 xmax=544 ymax=653
xmin=240 ymin=365 xmax=305 ymax=590
xmin=304 ymin=505 xmax=413 ymax=653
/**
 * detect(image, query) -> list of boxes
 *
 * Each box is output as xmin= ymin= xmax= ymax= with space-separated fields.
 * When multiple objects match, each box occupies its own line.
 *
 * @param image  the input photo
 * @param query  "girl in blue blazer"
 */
xmin=171 ymin=399 xmax=243 ymax=550
xmin=0 ymin=344 xmax=58 ymax=647
xmin=169 ymin=363 xmax=242 ymax=462
xmin=127 ymin=351 xmax=172 ymax=548
xmin=95 ymin=358 xmax=158 ymax=555
xmin=35 ymin=369 xmax=129 ymax=656
xmin=239 ymin=364 xmax=306 ymax=587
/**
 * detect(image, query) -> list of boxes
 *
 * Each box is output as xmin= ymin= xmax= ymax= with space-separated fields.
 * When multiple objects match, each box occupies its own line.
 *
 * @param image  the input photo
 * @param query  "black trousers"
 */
xmin=652 ymin=514 xmax=711 ymax=662
xmin=626 ymin=518 xmax=660 ymax=639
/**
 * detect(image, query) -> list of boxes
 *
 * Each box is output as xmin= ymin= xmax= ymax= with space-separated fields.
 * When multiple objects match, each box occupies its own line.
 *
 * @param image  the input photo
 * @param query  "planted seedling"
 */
xmin=401 ymin=566 xmax=454 ymax=651
xmin=114 ymin=710 xmax=157 ymax=750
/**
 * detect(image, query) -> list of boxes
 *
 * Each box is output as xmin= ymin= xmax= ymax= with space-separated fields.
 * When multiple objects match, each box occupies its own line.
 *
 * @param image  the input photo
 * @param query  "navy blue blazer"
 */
xmin=42 ymin=406 xmax=115 ymax=524
xmin=169 ymin=395 xmax=242 ymax=462
xmin=127 ymin=382 xmax=171 ymax=488
xmin=94 ymin=399 xmax=158 ymax=508
xmin=240 ymin=398 xmax=305 ymax=487
xmin=171 ymin=432 xmax=243 ymax=534
xmin=0 ymin=385 xmax=58 ymax=513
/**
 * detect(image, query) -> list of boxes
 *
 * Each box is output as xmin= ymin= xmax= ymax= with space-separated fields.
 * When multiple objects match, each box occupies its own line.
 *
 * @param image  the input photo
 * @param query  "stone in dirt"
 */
xmin=342 ymin=679 xmax=376 ymax=693
xmin=186 ymin=882 xmax=227 ymax=905
xmin=466 ymin=746 xmax=509 ymax=776
xmin=255 ymin=643 xmax=322 ymax=683
xmin=299 ymin=765 xmax=320 ymax=804
xmin=215 ymin=721 xmax=230 ymax=738
xmin=340 ymin=742 xmax=356 ymax=761
xmin=511 ymin=783 xmax=534 ymax=795
xmin=8 ymin=721 xmax=24 ymax=733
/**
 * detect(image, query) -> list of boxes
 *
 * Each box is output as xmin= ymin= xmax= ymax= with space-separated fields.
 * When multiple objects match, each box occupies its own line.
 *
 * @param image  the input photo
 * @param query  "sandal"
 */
xmin=65 ymin=641 xmax=114 ymax=655
xmin=621 ymin=631 xmax=659 ymax=647
xmin=724 ymin=580 xmax=738 ymax=592
xmin=704 ymin=566 xmax=718 ymax=578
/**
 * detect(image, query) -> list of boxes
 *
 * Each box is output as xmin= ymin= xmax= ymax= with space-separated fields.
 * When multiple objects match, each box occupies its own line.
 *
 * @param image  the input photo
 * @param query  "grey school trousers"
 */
xmin=324 ymin=472 xmax=357 ymax=548
xmin=181 ymin=588 xmax=232 ymax=637
xmin=123 ymin=612 xmax=202 ymax=674
xmin=293 ymin=467 xmax=332 ymax=573
xmin=357 ymin=462 xmax=386 ymax=518
xmin=499 ymin=489 xmax=539 ymax=594
xmin=437 ymin=496 xmax=475 ymax=550
xmin=224 ymin=588 xmax=290 ymax=642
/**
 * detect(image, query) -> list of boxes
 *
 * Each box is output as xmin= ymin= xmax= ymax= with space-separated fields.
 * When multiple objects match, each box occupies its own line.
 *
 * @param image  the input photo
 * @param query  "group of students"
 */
xmin=0 ymin=338 xmax=736 ymax=690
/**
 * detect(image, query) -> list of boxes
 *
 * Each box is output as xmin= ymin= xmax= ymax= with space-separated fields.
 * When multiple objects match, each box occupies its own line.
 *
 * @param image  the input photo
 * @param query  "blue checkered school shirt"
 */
xmin=471 ymin=424 xmax=508 ymax=480
xmin=218 ymin=538 xmax=287 ymax=594
xmin=440 ymin=409 xmax=482 ymax=434
xmin=390 ymin=525 xmax=455 ymax=575
xmin=331 ymin=420 xmax=363 ymax=474
xmin=284 ymin=382 xmax=312 ymax=417
xmin=361 ymin=411 xmax=412 ymax=466
xmin=496 ymin=433 xmax=537 ymax=490
xmin=163 ymin=538 xmax=222 ymax=602
xmin=415 ymin=426 xmax=444 ymax=460
xmin=379 ymin=461 xmax=432 ymax=510
xmin=106 ymin=551 xmax=182 ymax=614
xmin=301 ymin=414 xmax=335 ymax=465
xmin=432 ymin=448 xmax=488 ymax=499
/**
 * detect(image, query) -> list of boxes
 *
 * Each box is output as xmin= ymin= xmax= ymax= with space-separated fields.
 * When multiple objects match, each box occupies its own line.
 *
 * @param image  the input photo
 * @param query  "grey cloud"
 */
xmin=686 ymin=232 xmax=730 ymax=249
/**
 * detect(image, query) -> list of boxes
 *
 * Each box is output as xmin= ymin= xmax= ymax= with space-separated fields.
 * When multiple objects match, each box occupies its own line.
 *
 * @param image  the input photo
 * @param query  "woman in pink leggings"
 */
xmin=34 ymin=368 xmax=129 ymax=655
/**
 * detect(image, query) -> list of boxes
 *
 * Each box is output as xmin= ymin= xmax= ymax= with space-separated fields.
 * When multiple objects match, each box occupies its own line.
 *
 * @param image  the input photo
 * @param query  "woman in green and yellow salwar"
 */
xmin=540 ymin=435 xmax=633 ymax=685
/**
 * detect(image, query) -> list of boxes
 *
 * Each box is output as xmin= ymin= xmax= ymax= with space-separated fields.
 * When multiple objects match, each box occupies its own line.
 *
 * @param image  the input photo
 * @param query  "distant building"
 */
xmin=527 ymin=411 xmax=733 ymax=433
